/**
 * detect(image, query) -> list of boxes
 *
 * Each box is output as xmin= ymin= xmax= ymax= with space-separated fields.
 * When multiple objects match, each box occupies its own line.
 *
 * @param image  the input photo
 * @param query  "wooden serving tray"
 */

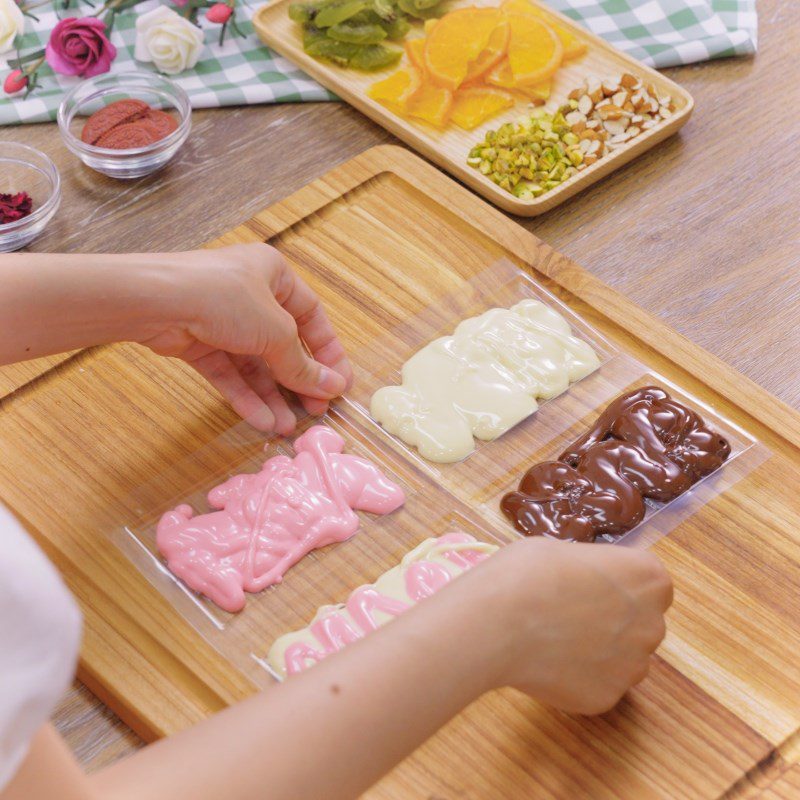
xmin=2 ymin=146 xmax=800 ymax=798
xmin=252 ymin=0 xmax=693 ymax=216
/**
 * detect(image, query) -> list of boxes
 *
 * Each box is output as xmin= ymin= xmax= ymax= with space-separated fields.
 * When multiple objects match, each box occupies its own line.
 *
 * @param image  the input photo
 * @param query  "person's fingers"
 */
xmin=261 ymin=301 xmax=347 ymax=400
xmin=188 ymin=350 xmax=277 ymax=432
xmin=597 ymin=547 xmax=673 ymax=612
xmin=271 ymin=263 xmax=354 ymax=389
xmin=631 ymin=553 xmax=673 ymax=612
xmin=298 ymin=395 xmax=331 ymax=417
xmin=229 ymin=355 xmax=297 ymax=436
xmin=622 ymin=660 xmax=652 ymax=692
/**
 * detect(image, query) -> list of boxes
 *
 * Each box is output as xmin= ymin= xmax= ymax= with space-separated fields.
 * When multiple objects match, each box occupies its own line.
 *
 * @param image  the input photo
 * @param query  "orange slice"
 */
xmin=513 ymin=79 xmax=551 ymax=101
xmin=424 ymin=7 xmax=504 ymax=91
xmin=484 ymin=56 xmax=550 ymax=98
xmin=368 ymin=68 xmax=421 ymax=113
xmin=404 ymin=37 xmax=426 ymax=73
xmin=505 ymin=12 xmax=563 ymax=86
xmin=462 ymin=19 xmax=510 ymax=86
xmin=450 ymin=86 xmax=515 ymax=129
xmin=485 ymin=57 xmax=514 ymax=89
xmin=500 ymin=0 xmax=586 ymax=60
xmin=407 ymin=82 xmax=453 ymax=127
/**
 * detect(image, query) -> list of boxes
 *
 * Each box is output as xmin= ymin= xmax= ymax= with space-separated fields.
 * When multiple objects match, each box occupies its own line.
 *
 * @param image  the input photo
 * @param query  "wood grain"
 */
xmin=1 ymin=145 xmax=799 ymax=800
xmin=0 ymin=1 xmax=796 ymax=792
xmin=754 ymin=766 xmax=800 ymax=800
xmin=253 ymin=0 xmax=693 ymax=215
xmin=0 ymin=352 xmax=77 ymax=398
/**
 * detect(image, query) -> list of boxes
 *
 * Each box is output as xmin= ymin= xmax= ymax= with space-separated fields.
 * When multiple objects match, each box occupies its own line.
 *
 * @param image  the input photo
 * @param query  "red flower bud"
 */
xmin=206 ymin=2 xmax=233 ymax=23
xmin=4 ymin=70 xmax=28 ymax=95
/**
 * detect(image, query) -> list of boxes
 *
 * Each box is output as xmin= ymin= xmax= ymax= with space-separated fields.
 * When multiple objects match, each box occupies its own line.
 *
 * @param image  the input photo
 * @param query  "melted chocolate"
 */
xmin=501 ymin=386 xmax=731 ymax=542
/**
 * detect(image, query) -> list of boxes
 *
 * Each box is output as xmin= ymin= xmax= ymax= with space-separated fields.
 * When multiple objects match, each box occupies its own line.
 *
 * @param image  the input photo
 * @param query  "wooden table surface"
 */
xmin=3 ymin=0 xmax=798 ymax=793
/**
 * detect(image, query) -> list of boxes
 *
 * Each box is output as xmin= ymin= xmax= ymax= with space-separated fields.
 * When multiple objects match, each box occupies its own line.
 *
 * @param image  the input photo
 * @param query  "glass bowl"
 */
xmin=0 ymin=144 xmax=61 ymax=252
xmin=57 ymin=71 xmax=191 ymax=179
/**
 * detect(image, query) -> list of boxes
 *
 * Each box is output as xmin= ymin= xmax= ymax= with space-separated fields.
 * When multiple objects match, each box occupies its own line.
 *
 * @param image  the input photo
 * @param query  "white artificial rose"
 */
xmin=0 ymin=0 xmax=25 ymax=55
xmin=134 ymin=6 xmax=204 ymax=76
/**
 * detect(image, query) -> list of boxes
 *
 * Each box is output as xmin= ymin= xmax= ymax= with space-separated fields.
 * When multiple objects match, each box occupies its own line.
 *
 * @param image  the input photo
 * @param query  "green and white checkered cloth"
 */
xmin=547 ymin=0 xmax=757 ymax=68
xmin=0 ymin=0 xmax=757 ymax=126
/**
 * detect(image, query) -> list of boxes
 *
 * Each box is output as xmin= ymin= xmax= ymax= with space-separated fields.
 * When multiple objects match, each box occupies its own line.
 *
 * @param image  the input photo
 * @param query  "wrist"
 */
xmin=430 ymin=554 xmax=524 ymax=696
xmin=461 ymin=540 xmax=554 ymax=693
xmin=103 ymin=253 xmax=192 ymax=344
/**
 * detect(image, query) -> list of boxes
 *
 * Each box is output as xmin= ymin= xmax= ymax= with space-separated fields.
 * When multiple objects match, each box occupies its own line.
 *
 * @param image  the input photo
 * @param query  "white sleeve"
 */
xmin=0 ymin=503 xmax=82 ymax=790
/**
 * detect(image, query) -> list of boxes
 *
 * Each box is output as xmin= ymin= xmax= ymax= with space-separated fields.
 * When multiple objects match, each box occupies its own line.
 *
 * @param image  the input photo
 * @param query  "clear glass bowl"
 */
xmin=57 ymin=71 xmax=191 ymax=179
xmin=0 ymin=144 xmax=61 ymax=252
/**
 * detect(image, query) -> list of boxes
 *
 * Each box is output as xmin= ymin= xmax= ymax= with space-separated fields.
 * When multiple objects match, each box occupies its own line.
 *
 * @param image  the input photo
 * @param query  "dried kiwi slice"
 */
xmin=349 ymin=43 xmax=402 ymax=70
xmin=371 ymin=0 xmax=395 ymax=19
xmin=303 ymin=27 xmax=362 ymax=64
xmin=347 ymin=8 xmax=384 ymax=24
xmin=328 ymin=21 xmax=388 ymax=43
xmin=314 ymin=0 xmax=369 ymax=28
xmin=396 ymin=0 xmax=442 ymax=19
xmin=382 ymin=14 xmax=410 ymax=39
xmin=288 ymin=2 xmax=317 ymax=23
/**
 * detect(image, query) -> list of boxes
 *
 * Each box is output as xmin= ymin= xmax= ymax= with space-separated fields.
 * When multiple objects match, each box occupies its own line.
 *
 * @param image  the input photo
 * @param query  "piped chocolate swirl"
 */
xmin=501 ymin=386 xmax=731 ymax=542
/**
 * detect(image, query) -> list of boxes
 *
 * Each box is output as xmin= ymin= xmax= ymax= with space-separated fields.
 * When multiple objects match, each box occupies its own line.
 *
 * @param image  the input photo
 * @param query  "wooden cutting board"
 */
xmin=2 ymin=146 xmax=800 ymax=799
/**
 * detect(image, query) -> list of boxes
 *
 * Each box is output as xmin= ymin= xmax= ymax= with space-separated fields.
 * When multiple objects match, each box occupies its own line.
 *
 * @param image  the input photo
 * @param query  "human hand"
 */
xmin=462 ymin=538 xmax=672 ymax=714
xmin=140 ymin=243 xmax=353 ymax=434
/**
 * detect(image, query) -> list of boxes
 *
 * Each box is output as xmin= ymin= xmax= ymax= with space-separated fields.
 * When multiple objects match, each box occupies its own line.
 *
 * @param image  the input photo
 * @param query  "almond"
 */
xmin=565 ymin=110 xmax=586 ymax=127
xmin=599 ymin=105 xmax=624 ymax=120
xmin=611 ymin=90 xmax=628 ymax=107
xmin=577 ymin=94 xmax=593 ymax=115
xmin=620 ymin=73 xmax=637 ymax=89
xmin=602 ymin=78 xmax=620 ymax=96
xmin=603 ymin=117 xmax=629 ymax=136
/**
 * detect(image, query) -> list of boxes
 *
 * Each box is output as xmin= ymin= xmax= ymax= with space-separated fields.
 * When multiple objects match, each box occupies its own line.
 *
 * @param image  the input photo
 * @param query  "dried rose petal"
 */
xmin=0 ymin=192 xmax=33 ymax=225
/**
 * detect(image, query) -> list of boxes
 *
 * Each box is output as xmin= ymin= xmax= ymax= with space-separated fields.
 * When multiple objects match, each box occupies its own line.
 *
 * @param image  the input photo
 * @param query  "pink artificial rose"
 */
xmin=45 ymin=17 xmax=117 ymax=78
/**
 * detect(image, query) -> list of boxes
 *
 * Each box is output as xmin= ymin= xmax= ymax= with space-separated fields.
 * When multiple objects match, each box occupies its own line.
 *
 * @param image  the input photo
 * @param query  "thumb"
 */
xmin=264 ymin=306 xmax=347 ymax=400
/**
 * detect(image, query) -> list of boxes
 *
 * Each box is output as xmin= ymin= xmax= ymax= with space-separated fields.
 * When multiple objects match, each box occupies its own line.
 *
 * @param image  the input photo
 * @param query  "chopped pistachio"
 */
xmin=467 ymin=105 xmax=597 ymax=200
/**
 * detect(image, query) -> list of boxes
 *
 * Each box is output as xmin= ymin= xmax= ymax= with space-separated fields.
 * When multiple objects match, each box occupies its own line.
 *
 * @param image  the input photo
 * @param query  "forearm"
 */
xmin=0 ymin=253 xmax=180 ymax=365
xmin=91 ymin=569 xmax=507 ymax=800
